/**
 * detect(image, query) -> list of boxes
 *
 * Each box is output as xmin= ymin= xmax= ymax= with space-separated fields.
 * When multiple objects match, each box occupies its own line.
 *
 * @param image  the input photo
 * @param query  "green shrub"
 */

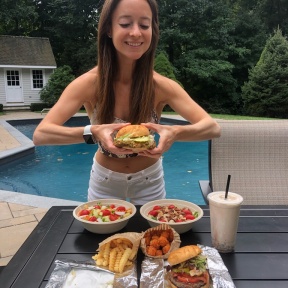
xmin=40 ymin=65 xmax=75 ymax=105
xmin=0 ymin=104 xmax=3 ymax=112
xmin=30 ymin=103 xmax=52 ymax=112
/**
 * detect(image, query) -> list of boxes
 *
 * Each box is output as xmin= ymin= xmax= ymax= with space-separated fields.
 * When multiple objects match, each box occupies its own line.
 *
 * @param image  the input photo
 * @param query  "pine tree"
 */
xmin=242 ymin=28 xmax=288 ymax=118
xmin=154 ymin=52 xmax=183 ymax=87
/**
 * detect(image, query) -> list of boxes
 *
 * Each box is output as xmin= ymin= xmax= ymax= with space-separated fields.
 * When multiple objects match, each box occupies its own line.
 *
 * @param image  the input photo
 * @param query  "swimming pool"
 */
xmin=0 ymin=117 xmax=208 ymax=204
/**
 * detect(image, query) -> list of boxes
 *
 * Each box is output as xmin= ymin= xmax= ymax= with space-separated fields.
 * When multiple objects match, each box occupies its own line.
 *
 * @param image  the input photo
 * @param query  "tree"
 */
xmin=242 ymin=28 xmax=288 ymax=118
xmin=40 ymin=65 xmax=75 ymax=105
xmin=0 ymin=0 xmax=38 ymax=35
xmin=256 ymin=0 xmax=288 ymax=36
xmin=154 ymin=51 xmax=182 ymax=111
xmin=158 ymin=0 xmax=244 ymax=114
xmin=154 ymin=52 xmax=180 ymax=82
xmin=33 ymin=0 xmax=99 ymax=76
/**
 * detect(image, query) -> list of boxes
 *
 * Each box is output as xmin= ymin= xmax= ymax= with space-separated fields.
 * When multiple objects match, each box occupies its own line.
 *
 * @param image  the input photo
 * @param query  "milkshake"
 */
xmin=207 ymin=191 xmax=243 ymax=253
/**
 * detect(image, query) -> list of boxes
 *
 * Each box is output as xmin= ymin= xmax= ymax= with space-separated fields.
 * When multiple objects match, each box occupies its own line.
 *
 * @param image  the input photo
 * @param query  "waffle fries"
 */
xmin=92 ymin=238 xmax=137 ymax=273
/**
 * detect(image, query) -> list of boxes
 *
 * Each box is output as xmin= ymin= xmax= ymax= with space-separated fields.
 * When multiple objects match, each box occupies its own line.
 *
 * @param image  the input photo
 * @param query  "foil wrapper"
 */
xmin=45 ymin=259 xmax=137 ymax=288
xmin=140 ymin=245 xmax=235 ymax=288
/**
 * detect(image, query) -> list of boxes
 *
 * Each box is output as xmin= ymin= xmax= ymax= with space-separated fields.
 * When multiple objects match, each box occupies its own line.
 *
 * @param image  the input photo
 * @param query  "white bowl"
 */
xmin=140 ymin=199 xmax=203 ymax=234
xmin=73 ymin=199 xmax=136 ymax=234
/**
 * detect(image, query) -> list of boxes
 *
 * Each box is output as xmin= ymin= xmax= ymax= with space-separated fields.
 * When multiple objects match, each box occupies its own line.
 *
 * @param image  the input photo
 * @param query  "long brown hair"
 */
xmin=96 ymin=0 xmax=159 ymax=124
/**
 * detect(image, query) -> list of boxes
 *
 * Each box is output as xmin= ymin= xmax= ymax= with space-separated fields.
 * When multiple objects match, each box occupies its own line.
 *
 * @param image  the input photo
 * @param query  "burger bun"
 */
xmin=168 ymin=245 xmax=202 ymax=266
xmin=114 ymin=125 xmax=156 ymax=152
xmin=115 ymin=124 xmax=149 ymax=138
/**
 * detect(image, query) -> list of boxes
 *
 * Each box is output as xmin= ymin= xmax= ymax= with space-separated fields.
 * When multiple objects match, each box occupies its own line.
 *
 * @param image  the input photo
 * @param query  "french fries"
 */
xmin=92 ymin=238 xmax=136 ymax=273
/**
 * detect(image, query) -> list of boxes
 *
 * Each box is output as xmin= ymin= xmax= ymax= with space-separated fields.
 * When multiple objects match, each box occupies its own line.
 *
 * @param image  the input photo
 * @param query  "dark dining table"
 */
xmin=1 ymin=204 xmax=288 ymax=288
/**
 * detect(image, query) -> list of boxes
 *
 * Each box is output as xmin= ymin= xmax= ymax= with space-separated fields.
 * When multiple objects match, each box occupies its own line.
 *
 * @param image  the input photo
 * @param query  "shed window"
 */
xmin=32 ymin=70 xmax=44 ymax=89
xmin=6 ymin=70 xmax=20 ymax=86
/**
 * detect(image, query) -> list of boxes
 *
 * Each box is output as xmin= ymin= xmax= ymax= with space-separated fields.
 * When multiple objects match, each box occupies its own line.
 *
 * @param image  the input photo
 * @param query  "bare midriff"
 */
xmin=95 ymin=150 xmax=159 ymax=173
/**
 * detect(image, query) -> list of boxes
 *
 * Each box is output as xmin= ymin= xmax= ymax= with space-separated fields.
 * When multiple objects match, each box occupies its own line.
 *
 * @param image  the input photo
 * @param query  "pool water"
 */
xmin=0 ymin=117 xmax=208 ymax=204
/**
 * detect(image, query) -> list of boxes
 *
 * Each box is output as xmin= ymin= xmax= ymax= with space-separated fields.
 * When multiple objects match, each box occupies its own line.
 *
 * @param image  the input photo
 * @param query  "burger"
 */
xmin=167 ymin=245 xmax=210 ymax=288
xmin=113 ymin=124 xmax=156 ymax=152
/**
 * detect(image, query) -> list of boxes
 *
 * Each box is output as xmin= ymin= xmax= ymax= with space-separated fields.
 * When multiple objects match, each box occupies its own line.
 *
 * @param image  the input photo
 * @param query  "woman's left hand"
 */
xmin=138 ymin=122 xmax=176 ymax=158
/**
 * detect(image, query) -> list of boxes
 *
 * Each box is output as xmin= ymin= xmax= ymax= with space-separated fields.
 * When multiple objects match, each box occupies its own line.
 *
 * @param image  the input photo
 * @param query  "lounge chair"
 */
xmin=199 ymin=120 xmax=288 ymax=205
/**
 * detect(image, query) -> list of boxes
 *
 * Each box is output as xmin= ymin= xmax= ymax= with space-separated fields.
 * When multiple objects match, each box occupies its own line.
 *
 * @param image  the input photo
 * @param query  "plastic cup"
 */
xmin=207 ymin=191 xmax=243 ymax=253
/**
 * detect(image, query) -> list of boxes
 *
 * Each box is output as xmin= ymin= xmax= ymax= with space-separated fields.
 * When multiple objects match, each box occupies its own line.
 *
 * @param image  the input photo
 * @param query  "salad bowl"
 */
xmin=73 ymin=199 xmax=136 ymax=234
xmin=140 ymin=199 xmax=203 ymax=234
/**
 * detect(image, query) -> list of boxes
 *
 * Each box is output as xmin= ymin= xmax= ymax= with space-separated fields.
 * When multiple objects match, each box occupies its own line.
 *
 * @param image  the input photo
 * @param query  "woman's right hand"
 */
xmin=92 ymin=123 xmax=138 ymax=155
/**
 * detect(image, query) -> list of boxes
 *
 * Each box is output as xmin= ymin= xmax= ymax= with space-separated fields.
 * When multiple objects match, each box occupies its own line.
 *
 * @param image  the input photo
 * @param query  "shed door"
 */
xmin=5 ymin=69 xmax=23 ymax=102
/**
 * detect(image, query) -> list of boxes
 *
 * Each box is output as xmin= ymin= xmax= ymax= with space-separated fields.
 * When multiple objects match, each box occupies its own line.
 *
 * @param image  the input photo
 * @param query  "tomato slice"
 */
xmin=148 ymin=210 xmax=159 ymax=217
xmin=79 ymin=209 xmax=90 ymax=216
xmin=182 ymin=208 xmax=192 ymax=214
xmin=109 ymin=214 xmax=119 ymax=221
xmin=116 ymin=206 xmax=126 ymax=212
xmin=185 ymin=214 xmax=195 ymax=220
xmin=88 ymin=216 xmax=97 ymax=222
xmin=168 ymin=205 xmax=175 ymax=209
xmin=153 ymin=205 xmax=161 ymax=210
xmin=176 ymin=273 xmax=207 ymax=284
xmin=102 ymin=209 xmax=111 ymax=216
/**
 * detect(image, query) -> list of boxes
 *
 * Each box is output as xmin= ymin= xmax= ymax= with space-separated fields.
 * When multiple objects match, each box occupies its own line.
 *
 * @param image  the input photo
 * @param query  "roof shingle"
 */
xmin=0 ymin=35 xmax=56 ymax=67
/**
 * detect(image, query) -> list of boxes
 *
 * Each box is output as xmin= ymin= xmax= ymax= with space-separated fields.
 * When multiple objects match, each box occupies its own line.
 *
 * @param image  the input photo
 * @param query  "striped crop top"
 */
xmin=90 ymin=109 xmax=159 ymax=158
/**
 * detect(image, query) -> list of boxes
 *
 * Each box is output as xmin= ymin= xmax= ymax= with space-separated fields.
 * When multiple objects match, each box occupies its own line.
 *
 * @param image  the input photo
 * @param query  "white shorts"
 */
xmin=88 ymin=158 xmax=166 ymax=205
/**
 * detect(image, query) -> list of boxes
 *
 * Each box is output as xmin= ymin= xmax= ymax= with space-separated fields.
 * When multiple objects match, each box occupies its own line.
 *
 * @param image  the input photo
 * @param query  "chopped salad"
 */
xmin=78 ymin=203 xmax=133 ymax=222
xmin=147 ymin=204 xmax=199 ymax=223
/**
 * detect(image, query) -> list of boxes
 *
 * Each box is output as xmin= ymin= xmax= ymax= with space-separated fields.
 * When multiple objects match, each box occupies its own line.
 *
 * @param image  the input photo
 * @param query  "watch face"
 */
xmin=83 ymin=134 xmax=95 ymax=144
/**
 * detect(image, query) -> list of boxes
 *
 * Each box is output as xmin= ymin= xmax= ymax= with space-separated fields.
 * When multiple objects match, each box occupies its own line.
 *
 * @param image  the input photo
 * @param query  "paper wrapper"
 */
xmin=94 ymin=232 xmax=143 ymax=288
xmin=97 ymin=232 xmax=143 ymax=260
xmin=140 ymin=224 xmax=181 ymax=259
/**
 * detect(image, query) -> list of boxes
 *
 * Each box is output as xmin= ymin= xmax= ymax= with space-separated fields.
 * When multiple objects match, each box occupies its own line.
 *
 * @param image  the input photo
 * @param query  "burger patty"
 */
xmin=114 ymin=138 xmax=156 ymax=149
xmin=115 ymin=141 xmax=152 ymax=149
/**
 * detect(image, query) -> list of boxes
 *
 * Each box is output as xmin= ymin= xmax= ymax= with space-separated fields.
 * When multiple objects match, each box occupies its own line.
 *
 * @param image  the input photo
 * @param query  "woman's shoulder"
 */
xmin=153 ymin=71 xmax=183 ymax=97
xmin=76 ymin=66 xmax=98 ymax=83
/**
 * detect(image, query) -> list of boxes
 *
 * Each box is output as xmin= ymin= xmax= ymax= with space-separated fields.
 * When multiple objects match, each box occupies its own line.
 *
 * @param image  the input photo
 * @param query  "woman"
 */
xmin=33 ymin=0 xmax=221 ymax=205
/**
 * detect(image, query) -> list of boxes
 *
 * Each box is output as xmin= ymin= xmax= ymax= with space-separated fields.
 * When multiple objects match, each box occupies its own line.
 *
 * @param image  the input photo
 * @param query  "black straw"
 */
xmin=225 ymin=174 xmax=231 ymax=199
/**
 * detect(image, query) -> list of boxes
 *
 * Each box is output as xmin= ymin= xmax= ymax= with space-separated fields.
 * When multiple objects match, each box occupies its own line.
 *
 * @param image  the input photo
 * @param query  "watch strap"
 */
xmin=83 ymin=125 xmax=98 ymax=144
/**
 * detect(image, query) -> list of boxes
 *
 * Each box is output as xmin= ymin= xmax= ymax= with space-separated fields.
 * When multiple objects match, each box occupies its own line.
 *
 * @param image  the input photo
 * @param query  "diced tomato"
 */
xmin=102 ymin=209 xmax=111 ymax=216
xmin=109 ymin=214 xmax=119 ymax=221
xmin=88 ymin=216 xmax=97 ymax=222
xmin=93 ymin=205 xmax=101 ymax=209
xmin=109 ymin=204 xmax=116 ymax=209
xmin=182 ymin=208 xmax=192 ymax=215
xmin=79 ymin=209 xmax=90 ymax=216
xmin=148 ymin=210 xmax=159 ymax=217
xmin=153 ymin=205 xmax=161 ymax=210
xmin=168 ymin=205 xmax=175 ymax=209
xmin=185 ymin=214 xmax=195 ymax=220
xmin=116 ymin=206 xmax=126 ymax=212
xmin=176 ymin=272 xmax=207 ymax=284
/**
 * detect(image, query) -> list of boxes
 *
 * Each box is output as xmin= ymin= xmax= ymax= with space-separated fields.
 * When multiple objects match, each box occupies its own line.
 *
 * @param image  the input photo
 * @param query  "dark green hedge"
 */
xmin=30 ymin=103 xmax=52 ymax=112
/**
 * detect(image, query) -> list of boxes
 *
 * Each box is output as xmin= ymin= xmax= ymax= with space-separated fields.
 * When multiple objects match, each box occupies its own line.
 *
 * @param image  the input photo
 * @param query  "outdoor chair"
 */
xmin=199 ymin=120 xmax=288 ymax=205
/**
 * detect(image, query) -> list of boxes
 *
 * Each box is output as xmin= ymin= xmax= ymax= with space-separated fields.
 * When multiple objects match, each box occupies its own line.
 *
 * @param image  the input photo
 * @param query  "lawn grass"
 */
xmin=209 ymin=114 xmax=276 ymax=120
xmin=162 ymin=111 xmax=277 ymax=120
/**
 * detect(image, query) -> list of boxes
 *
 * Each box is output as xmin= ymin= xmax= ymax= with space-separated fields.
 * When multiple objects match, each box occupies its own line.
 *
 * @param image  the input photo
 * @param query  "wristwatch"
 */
xmin=83 ymin=125 xmax=97 ymax=144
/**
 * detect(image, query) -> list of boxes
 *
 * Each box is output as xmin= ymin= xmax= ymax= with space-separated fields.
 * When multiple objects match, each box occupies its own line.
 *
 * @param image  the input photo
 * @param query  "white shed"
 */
xmin=0 ymin=35 xmax=57 ymax=110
